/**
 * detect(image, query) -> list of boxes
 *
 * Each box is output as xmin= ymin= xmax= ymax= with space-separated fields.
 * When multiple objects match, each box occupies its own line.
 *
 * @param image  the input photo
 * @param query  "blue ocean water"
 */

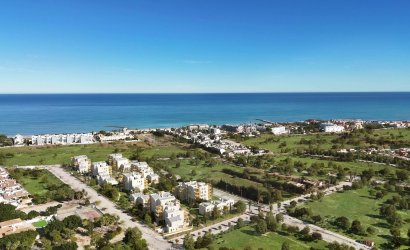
xmin=0 ymin=93 xmax=409 ymax=135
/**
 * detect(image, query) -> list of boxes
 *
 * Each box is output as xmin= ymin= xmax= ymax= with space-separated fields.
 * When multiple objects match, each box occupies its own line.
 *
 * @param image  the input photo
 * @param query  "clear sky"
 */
xmin=0 ymin=0 xmax=409 ymax=93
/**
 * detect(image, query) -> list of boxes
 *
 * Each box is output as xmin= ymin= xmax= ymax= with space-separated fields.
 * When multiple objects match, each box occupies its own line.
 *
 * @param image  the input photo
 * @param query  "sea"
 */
xmin=0 ymin=92 xmax=409 ymax=135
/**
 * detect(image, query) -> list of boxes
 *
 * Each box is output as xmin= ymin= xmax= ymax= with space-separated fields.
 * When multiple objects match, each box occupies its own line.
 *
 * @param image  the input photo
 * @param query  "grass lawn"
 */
xmin=10 ymin=169 xmax=64 ymax=196
xmin=0 ymin=141 xmax=190 ymax=167
xmin=303 ymin=187 xmax=410 ymax=249
xmin=242 ymin=133 xmax=339 ymax=153
xmin=32 ymin=220 xmax=48 ymax=228
xmin=210 ymin=226 xmax=328 ymax=250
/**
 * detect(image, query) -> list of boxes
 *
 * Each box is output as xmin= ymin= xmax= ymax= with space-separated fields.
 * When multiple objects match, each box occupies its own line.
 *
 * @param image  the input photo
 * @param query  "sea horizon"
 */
xmin=1 ymin=92 xmax=410 ymax=136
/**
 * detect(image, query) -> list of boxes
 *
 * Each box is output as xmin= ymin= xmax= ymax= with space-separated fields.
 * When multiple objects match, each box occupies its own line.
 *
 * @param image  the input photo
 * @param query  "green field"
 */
xmin=10 ymin=169 xmax=65 ymax=196
xmin=303 ymin=187 xmax=410 ymax=249
xmin=210 ymin=226 xmax=328 ymax=250
xmin=242 ymin=133 xmax=339 ymax=153
xmin=242 ymin=128 xmax=410 ymax=154
xmin=32 ymin=220 xmax=48 ymax=228
xmin=0 ymin=141 xmax=189 ymax=166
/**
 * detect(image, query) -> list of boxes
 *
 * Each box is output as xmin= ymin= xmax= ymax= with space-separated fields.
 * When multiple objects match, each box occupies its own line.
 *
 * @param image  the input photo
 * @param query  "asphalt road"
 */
xmin=213 ymin=184 xmax=371 ymax=250
xmin=45 ymin=165 xmax=172 ymax=250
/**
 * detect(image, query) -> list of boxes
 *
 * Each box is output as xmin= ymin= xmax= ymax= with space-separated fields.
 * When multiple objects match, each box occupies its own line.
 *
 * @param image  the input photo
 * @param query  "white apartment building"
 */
xmin=108 ymin=154 xmax=131 ymax=172
xmin=0 ymin=167 xmax=31 ymax=208
xmin=149 ymin=191 xmax=185 ymax=233
xmin=31 ymin=133 xmax=94 ymax=145
xmin=163 ymin=203 xmax=185 ymax=233
xmin=98 ymin=134 xmax=128 ymax=142
xmin=320 ymin=123 xmax=345 ymax=133
xmin=132 ymin=161 xmax=159 ymax=184
xmin=187 ymin=124 xmax=210 ymax=131
xmin=97 ymin=173 xmax=118 ymax=185
xmin=175 ymin=181 xmax=212 ymax=202
xmin=209 ymin=127 xmax=221 ymax=135
xmin=271 ymin=126 xmax=288 ymax=135
xmin=72 ymin=155 xmax=91 ymax=174
xmin=13 ymin=134 xmax=25 ymax=145
xmin=129 ymin=192 xmax=150 ymax=206
xmin=92 ymin=162 xmax=111 ymax=176
xmin=123 ymin=172 xmax=145 ymax=192
xmin=198 ymin=198 xmax=235 ymax=215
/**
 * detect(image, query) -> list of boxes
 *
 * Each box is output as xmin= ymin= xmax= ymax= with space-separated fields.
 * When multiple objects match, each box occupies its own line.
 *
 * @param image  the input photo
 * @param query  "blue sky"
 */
xmin=0 ymin=0 xmax=409 ymax=93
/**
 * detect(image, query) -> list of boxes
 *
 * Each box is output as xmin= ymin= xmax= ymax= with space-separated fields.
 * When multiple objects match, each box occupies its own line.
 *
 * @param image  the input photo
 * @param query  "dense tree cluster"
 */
xmin=0 ymin=230 xmax=38 ymax=250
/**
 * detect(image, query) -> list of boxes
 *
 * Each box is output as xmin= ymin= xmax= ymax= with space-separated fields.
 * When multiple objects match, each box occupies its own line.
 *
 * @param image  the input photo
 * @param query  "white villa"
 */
xmin=198 ymin=198 xmax=235 ymax=215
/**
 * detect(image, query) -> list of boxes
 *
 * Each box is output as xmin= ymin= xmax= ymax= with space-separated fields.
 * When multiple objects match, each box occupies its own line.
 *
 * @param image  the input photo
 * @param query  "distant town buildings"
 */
xmin=31 ymin=133 xmax=95 ymax=145
xmin=271 ymin=126 xmax=288 ymax=135
xmin=187 ymin=124 xmax=210 ymax=131
xmin=320 ymin=123 xmax=345 ymax=133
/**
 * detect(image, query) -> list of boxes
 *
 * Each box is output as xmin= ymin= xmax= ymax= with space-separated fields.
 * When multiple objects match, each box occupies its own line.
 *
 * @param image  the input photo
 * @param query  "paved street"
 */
xmin=212 ymin=184 xmax=371 ymax=250
xmin=45 ymin=165 xmax=172 ymax=250
xmin=36 ymin=165 xmax=368 ymax=249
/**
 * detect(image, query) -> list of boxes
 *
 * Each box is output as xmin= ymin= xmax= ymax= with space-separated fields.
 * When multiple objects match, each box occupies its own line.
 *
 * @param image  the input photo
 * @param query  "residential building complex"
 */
xmin=149 ymin=191 xmax=186 ymax=233
xmin=175 ymin=181 xmax=212 ymax=202
xmin=0 ymin=167 xmax=31 ymax=208
xmin=31 ymin=133 xmax=95 ymax=145
xmin=198 ymin=198 xmax=235 ymax=215
xmin=123 ymin=172 xmax=145 ymax=192
xmin=72 ymin=155 xmax=91 ymax=174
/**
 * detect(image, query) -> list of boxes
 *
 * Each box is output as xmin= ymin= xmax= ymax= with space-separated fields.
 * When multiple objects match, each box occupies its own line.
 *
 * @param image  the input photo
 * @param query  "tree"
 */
xmin=276 ymin=213 xmax=284 ymax=223
xmin=396 ymin=170 xmax=409 ymax=181
xmin=144 ymin=214 xmax=152 ymax=226
xmin=335 ymin=216 xmax=350 ymax=230
xmin=63 ymin=215 xmax=82 ymax=229
xmin=350 ymin=220 xmax=364 ymax=235
xmin=255 ymin=220 xmax=267 ymax=235
xmin=281 ymin=241 xmax=290 ymax=250
xmin=212 ymin=205 xmax=220 ymax=219
xmin=312 ymin=215 xmax=322 ymax=223
xmin=183 ymin=234 xmax=195 ymax=250
xmin=123 ymin=227 xmax=148 ymax=250
xmin=366 ymin=226 xmax=376 ymax=235
xmin=234 ymin=200 xmax=246 ymax=214
xmin=236 ymin=218 xmax=245 ymax=229
xmin=53 ymin=241 xmax=78 ymax=250
xmin=0 ymin=203 xmax=27 ymax=222
xmin=266 ymin=214 xmax=278 ymax=232
xmin=300 ymin=226 xmax=310 ymax=236
xmin=311 ymin=232 xmax=322 ymax=241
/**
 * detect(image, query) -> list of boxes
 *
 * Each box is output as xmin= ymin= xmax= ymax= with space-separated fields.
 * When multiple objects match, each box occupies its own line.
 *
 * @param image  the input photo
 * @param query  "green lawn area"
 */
xmin=210 ymin=226 xmax=328 ymax=250
xmin=303 ymin=187 xmax=410 ymax=249
xmin=32 ymin=220 xmax=48 ymax=228
xmin=0 ymin=141 xmax=190 ymax=166
xmin=242 ymin=133 xmax=339 ymax=153
xmin=10 ymin=169 xmax=64 ymax=196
